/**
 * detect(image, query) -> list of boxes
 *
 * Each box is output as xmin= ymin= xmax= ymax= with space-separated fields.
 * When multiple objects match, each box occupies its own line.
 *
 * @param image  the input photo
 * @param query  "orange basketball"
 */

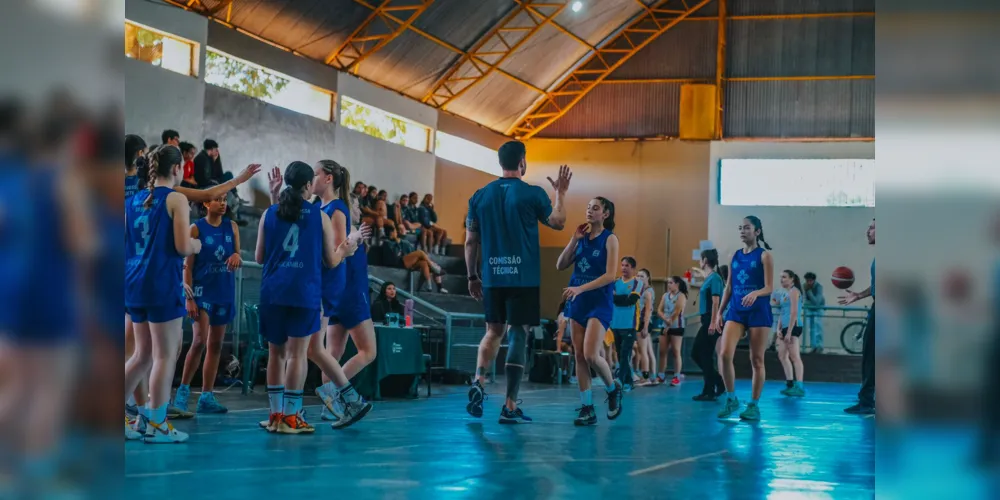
xmin=831 ymin=266 xmax=855 ymax=290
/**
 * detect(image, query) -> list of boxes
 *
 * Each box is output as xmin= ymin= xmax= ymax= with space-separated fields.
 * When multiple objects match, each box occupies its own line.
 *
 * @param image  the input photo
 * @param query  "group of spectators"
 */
xmin=351 ymin=181 xmax=448 ymax=255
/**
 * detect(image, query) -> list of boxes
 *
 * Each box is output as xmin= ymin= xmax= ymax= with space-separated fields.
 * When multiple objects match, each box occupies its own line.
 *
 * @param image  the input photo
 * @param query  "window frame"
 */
xmin=338 ymin=95 xmax=432 ymax=153
xmin=124 ymin=19 xmax=199 ymax=78
xmin=718 ymin=158 xmax=876 ymax=208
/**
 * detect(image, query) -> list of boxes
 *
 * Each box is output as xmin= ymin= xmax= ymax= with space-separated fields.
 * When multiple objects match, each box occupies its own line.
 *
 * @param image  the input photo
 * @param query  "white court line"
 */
xmin=627 ymin=450 xmax=728 ymax=477
xmin=127 ymin=470 xmax=194 ymax=479
xmin=363 ymin=444 xmax=422 ymax=454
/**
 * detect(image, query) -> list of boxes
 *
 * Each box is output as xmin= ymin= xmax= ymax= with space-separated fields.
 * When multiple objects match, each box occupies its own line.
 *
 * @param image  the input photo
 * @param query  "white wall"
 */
xmin=334 ymin=74 xmax=438 ymax=199
xmin=708 ymin=141 xmax=876 ymax=348
xmin=124 ymin=0 xmax=207 ymax=145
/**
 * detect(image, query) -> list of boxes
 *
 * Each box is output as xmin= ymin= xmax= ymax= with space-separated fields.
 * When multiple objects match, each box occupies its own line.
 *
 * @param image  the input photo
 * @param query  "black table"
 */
xmin=341 ymin=326 xmax=426 ymax=400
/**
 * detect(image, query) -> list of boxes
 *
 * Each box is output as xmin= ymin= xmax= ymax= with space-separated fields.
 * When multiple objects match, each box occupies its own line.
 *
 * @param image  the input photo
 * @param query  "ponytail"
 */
xmin=785 ymin=270 xmax=802 ymax=293
xmin=745 ymin=215 xmax=772 ymax=250
xmin=700 ymin=248 xmax=719 ymax=269
xmin=277 ymin=161 xmax=315 ymax=222
xmin=596 ymin=196 xmax=616 ymax=231
xmin=125 ymin=134 xmax=146 ymax=172
xmin=671 ymin=276 xmax=689 ymax=296
xmin=142 ymin=145 xmax=181 ymax=209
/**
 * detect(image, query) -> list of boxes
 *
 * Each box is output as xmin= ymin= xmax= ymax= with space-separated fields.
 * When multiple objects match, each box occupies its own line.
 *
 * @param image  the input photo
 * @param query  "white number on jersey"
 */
xmin=134 ymin=215 xmax=151 ymax=255
xmin=282 ymin=224 xmax=300 ymax=259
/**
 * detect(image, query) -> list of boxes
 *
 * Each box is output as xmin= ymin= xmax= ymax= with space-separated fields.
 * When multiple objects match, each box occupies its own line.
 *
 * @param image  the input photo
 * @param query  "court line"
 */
xmin=627 ymin=450 xmax=728 ymax=477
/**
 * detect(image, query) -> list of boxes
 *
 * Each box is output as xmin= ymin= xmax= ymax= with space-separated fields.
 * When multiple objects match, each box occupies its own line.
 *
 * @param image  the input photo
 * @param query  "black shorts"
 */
xmin=667 ymin=327 xmax=685 ymax=337
xmin=483 ymin=287 xmax=540 ymax=327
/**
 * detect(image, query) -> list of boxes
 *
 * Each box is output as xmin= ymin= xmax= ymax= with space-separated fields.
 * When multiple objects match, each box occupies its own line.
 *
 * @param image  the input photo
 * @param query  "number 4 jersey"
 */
xmin=125 ymin=187 xmax=184 ymax=308
xmin=259 ymin=198 xmax=323 ymax=309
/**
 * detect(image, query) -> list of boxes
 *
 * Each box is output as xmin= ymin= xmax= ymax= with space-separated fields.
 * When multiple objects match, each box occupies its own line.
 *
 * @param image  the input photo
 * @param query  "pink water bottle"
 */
xmin=404 ymin=299 xmax=414 ymax=327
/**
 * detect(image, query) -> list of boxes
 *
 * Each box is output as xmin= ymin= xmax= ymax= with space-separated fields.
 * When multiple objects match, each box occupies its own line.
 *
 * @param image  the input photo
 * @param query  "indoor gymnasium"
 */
xmin=121 ymin=0 xmax=877 ymax=497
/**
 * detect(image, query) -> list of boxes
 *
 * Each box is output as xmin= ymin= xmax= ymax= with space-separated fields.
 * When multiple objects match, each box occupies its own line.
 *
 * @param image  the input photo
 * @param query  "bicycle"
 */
xmin=840 ymin=317 xmax=867 ymax=354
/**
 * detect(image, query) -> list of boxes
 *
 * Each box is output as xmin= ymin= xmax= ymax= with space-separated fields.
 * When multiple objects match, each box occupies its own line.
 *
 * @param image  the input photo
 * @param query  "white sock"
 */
xmin=127 ymin=395 xmax=136 ymax=407
xmin=580 ymin=390 xmax=593 ymax=406
xmin=267 ymin=385 xmax=284 ymax=414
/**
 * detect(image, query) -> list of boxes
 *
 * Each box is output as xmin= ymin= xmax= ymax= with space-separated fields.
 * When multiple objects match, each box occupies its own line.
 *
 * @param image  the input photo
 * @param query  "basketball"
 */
xmin=831 ymin=266 xmax=855 ymax=289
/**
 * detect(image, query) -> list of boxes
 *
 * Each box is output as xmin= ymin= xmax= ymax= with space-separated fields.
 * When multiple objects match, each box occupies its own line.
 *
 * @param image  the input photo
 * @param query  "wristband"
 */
xmin=468 ymin=275 xmax=480 ymax=282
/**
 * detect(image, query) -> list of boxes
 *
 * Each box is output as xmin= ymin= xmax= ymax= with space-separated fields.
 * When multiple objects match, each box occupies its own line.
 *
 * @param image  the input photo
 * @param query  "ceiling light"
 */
xmin=571 ymin=1 xmax=583 ymax=13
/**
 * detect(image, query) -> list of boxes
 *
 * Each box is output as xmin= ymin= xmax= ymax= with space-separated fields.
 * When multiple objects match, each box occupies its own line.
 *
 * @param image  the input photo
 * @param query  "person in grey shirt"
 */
xmin=803 ymin=272 xmax=826 ymax=352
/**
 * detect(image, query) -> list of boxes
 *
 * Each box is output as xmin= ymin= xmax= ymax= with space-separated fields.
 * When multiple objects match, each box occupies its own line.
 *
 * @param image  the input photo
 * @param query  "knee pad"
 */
xmin=505 ymin=326 xmax=527 ymax=366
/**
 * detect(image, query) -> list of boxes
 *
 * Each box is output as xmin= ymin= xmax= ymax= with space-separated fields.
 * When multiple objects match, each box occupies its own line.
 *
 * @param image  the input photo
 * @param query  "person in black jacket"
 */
xmin=370 ymin=282 xmax=405 ymax=324
xmin=193 ymin=139 xmax=226 ymax=187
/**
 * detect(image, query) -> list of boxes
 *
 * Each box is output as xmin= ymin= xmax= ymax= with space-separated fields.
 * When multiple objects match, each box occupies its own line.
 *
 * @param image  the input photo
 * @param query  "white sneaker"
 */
xmin=315 ymin=385 xmax=338 ymax=416
xmin=143 ymin=420 xmax=189 ymax=444
xmin=125 ymin=417 xmax=142 ymax=441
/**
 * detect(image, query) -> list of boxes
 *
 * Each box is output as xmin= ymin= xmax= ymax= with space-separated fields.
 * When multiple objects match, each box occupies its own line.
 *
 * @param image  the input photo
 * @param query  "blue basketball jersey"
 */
xmin=125 ymin=174 xmax=140 ymax=200
xmin=0 ymin=165 xmax=33 ymax=303
xmin=570 ymin=230 xmax=614 ymax=296
xmin=260 ymin=199 xmax=323 ymax=309
xmin=97 ymin=202 xmax=125 ymax=333
xmin=730 ymin=247 xmax=769 ymax=311
xmin=336 ymin=199 xmax=369 ymax=296
xmin=192 ymin=217 xmax=236 ymax=304
xmin=125 ymin=187 xmax=183 ymax=307
xmin=320 ymin=199 xmax=348 ymax=302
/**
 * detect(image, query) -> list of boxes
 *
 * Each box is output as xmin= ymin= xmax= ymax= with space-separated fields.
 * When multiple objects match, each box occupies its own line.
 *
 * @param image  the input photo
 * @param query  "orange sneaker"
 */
xmin=277 ymin=413 xmax=314 ymax=434
xmin=261 ymin=412 xmax=283 ymax=432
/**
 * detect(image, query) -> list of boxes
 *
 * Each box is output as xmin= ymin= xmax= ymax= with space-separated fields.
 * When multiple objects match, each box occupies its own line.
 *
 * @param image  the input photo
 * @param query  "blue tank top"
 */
xmin=336 ymin=199 xmax=369 ymax=295
xmin=96 ymin=202 xmax=124 ymax=331
xmin=320 ymin=199 xmax=348 ymax=301
xmin=730 ymin=247 xmax=769 ymax=311
xmin=260 ymin=199 xmax=323 ymax=308
xmin=125 ymin=186 xmax=183 ymax=307
xmin=0 ymin=166 xmax=33 ymax=301
xmin=569 ymin=230 xmax=614 ymax=305
xmin=777 ymin=287 xmax=803 ymax=327
xmin=192 ymin=217 xmax=236 ymax=304
xmin=125 ymin=174 xmax=140 ymax=200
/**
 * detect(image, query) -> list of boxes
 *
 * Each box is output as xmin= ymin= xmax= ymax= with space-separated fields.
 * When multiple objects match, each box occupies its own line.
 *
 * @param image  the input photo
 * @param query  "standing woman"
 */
xmin=714 ymin=216 xmax=774 ymax=421
xmin=691 ymin=249 xmax=726 ymax=401
xmin=557 ymin=197 xmax=624 ymax=426
xmin=419 ymin=194 xmax=448 ymax=255
xmin=776 ymin=270 xmax=806 ymax=397
xmin=124 ymin=145 xmax=202 ymax=443
xmin=657 ymin=277 xmax=688 ymax=386
xmin=124 ymin=134 xmax=145 ymax=199
xmin=255 ymin=162 xmax=365 ymax=434
xmin=634 ymin=269 xmax=656 ymax=386
xmin=173 ymin=189 xmax=240 ymax=414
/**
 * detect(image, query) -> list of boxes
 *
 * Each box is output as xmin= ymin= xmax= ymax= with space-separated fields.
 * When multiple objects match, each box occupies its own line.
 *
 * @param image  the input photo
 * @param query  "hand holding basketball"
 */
xmin=572 ymin=223 xmax=589 ymax=241
xmin=838 ymin=290 xmax=861 ymax=305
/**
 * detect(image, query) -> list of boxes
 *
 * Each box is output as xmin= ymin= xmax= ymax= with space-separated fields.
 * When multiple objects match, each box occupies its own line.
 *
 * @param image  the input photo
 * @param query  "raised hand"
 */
xmin=237 ymin=164 xmax=263 ymax=184
xmin=546 ymin=165 xmax=572 ymax=194
xmin=267 ymin=166 xmax=283 ymax=201
xmin=838 ymin=290 xmax=860 ymax=305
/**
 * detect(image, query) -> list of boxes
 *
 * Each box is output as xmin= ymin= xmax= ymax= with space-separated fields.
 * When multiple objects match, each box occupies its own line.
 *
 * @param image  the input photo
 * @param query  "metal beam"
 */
xmin=684 ymin=12 xmax=875 ymax=21
xmin=324 ymin=0 xmax=435 ymax=74
xmin=599 ymin=75 xmax=874 ymax=84
xmin=508 ymin=0 xmax=714 ymax=139
xmin=422 ymin=1 xmax=568 ymax=110
xmin=715 ymin=0 xmax=725 ymax=139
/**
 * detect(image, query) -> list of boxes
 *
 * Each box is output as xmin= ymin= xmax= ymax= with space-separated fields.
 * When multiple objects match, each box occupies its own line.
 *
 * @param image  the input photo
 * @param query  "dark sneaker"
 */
xmin=331 ymin=396 xmax=373 ymax=430
xmin=692 ymin=393 xmax=717 ymax=402
xmin=466 ymin=381 xmax=486 ymax=418
xmin=717 ymin=397 xmax=741 ymax=419
xmin=606 ymin=380 xmax=624 ymax=420
xmin=574 ymin=405 xmax=597 ymax=426
xmin=739 ymin=402 xmax=761 ymax=421
xmin=498 ymin=405 xmax=532 ymax=424
xmin=844 ymin=403 xmax=875 ymax=415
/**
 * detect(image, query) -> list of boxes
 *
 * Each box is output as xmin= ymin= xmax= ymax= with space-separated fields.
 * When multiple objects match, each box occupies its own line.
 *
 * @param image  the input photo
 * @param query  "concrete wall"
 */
xmin=124 ymin=0 xmax=207 ymax=145
xmin=708 ymin=140 xmax=876 ymax=348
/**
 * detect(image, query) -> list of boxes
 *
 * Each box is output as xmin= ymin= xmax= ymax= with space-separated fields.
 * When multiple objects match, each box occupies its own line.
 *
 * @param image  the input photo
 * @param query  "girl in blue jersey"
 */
xmin=256 ymin=162 xmax=368 ymax=434
xmin=714 ymin=216 xmax=775 ymax=421
xmin=125 ymin=134 xmax=145 ymax=200
xmin=172 ymin=190 xmax=240 ymax=414
xmin=774 ymin=270 xmax=806 ymax=397
xmin=123 ymin=145 xmax=202 ymax=443
xmin=556 ymin=197 xmax=624 ymax=426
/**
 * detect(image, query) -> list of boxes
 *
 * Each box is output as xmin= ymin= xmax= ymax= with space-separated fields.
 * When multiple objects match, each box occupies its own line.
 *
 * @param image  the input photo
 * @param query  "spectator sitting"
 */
xmin=193 ymin=139 xmax=230 ymax=187
xmin=353 ymin=181 xmax=367 ymax=199
xmin=385 ymin=191 xmax=407 ymax=236
xmin=179 ymin=141 xmax=198 ymax=188
xmin=162 ymin=129 xmax=180 ymax=148
xmin=418 ymin=193 xmax=447 ymax=255
xmin=377 ymin=224 xmax=448 ymax=293
xmin=371 ymin=281 xmax=406 ymax=324
xmin=359 ymin=184 xmax=388 ymax=239
xmin=401 ymin=192 xmax=422 ymax=234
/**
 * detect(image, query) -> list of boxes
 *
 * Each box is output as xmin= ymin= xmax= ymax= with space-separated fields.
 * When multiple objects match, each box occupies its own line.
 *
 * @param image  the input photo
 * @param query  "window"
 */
xmin=125 ymin=20 xmax=197 ymax=77
xmin=719 ymin=159 xmax=875 ymax=207
xmin=339 ymin=96 xmax=431 ymax=152
xmin=435 ymin=132 xmax=499 ymax=175
xmin=205 ymin=49 xmax=334 ymax=121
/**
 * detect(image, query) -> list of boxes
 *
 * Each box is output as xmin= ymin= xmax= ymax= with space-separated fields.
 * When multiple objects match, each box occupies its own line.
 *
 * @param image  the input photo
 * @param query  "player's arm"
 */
xmin=671 ymin=294 xmax=687 ymax=323
xmin=464 ymin=200 xmax=481 ymax=280
xmin=788 ymin=288 xmax=800 ymax=335
xmin=577 ymin=234 xmax=619 ymax=293
xmin=718 ymin=257 xmax=733 ymax=315
xmin=555 ymin=231 xmax=581 ymax=271
xmin=542 ymin=165 xmax=571 ymax=230
xmin=321 ymin=211 xmax=348 ymax=269
xmin=757 ymin=251 xmax=775 ymax=298
xmin=176 ymin=164 xmax=261 ymax=203
xmin=184 ymin=224 xmax=198 ymax=289
xmin=657 ymin=294 xmax=668 ymax=322
xmin=167 ymin=192 xmax=200 ymax=256
xmin=254 ymin=215 xmax=266 ymax=264
xmin=642 ymin=290 xmax=654 ymax=326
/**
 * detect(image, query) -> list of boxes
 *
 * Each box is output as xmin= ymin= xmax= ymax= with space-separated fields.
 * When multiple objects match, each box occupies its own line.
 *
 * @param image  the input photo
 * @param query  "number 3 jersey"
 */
xmin=125 ymin=187 xmax=184 ymax=308
xmin=260 ymin=198 xmax=323 ymax=309
xmin=192 ymin=217 xmax=236 ymax=304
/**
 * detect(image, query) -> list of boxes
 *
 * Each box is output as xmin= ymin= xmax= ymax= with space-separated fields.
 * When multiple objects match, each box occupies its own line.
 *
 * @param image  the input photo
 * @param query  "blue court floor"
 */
xmin=126 ymin=379 xmax=876 ymax=499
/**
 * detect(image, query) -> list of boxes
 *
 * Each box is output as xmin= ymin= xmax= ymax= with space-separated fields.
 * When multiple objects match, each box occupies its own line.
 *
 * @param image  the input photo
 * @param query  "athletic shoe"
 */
xmin=315 ymin=385 xmax=338 ymax=414
xmin=260 ymin=412 xmax=282 ymax=431
xmin=655 ymin=375 xmax=666 ymax=385
xmin=606 ymin=380 xmax=624 ymax=420
xmin=786 ymin=386 xmax=806 ymax=398
xmin=498 ymin=405 xmax=532 ymax=424
xmin=574 ymin=405 xmax=597 ymax=426
xmin=844 ymin=403 xmax=875 ymax=415
xmin=670 ymin=376 xmax=681 ymax=387
xmin=692 ymin=393 xmax=717 ymax=402
xmin=320 ymin=407 xmax=339 ymax=421
xmin=131 ymin=414 xmax=148 ymax=435
xmin=143 ymin=421 xmax=188 ymax=444
xmin=740 ymin=402 xmax=761 ymax=421
xmin=780 ymin=386 xmax=793 ymax=396
xmin=172 ymin=385 xmax=191 ymax=412
xmin=196 ymin=393 xmax=228 ymax=414
xmin=717 ymin=397 xmax=741 ymax=419
xmin=125 ymin=404 xmax=139 ymax=419
xmin=125 ymin=417 xmax=142 ymax=441
xmin=277 ymin=413 xmax=314 ymax=434
xmin=623 ymin=383 xmax=633 ymax=394
xmin=466 ymin=381 xmax=486 ymax=418
xmin=167 ymin=405 xmax=194 ymax=420
xmin=331 ymin=397 xmax=373 ymax=430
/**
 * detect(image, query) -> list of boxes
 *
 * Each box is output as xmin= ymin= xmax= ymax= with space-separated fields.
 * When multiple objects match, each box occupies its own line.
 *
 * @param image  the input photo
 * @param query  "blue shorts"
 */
xmin=260 ymin=305 xmax=320 ymax=345
xmin=329 ymin=289 xmax=371 ymax=329
xmin=724 ymin=298 xmax=773 ymax=329
xmin=198 ymin=301 xmax=236 ymax=326
xmin=127 ymin=296 xmax=186 ymax=324
xmin=567 ymin=291 xmax=612 ymax=331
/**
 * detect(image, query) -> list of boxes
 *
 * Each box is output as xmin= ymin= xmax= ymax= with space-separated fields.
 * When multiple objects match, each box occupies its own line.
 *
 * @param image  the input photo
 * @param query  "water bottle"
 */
xmin=404 ymin=299 xmax=414 ymax=327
